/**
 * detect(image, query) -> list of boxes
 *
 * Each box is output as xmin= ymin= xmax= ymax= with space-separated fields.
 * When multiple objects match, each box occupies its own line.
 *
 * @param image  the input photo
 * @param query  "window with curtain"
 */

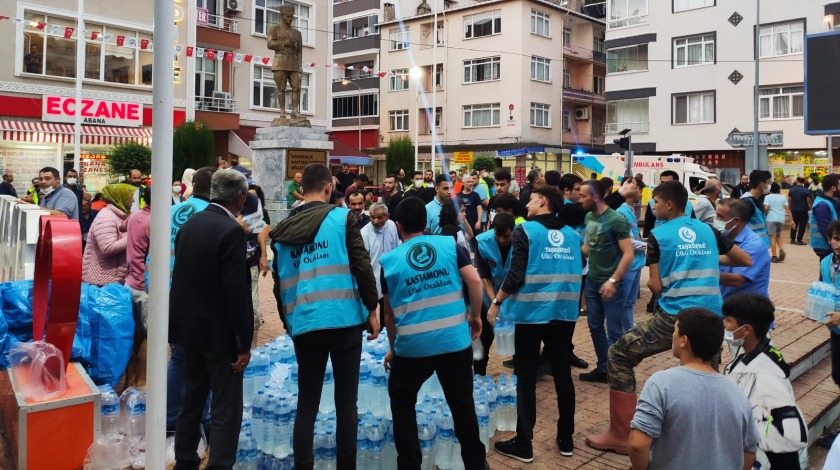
xmin=530 ymin=103 xmax=550 ymax=128
xmin=606 ymin=98 xmax=649 ymax=133
xmin=673 ymin=0 xmax=714 ymax=13
xmin=255 ymin=0 xmax=310 ymax=43
xmin=463 ymin=56 xmax=500 ymax=83
xmin=674 ymin=34 xmax=714 ymax=67
xmin=759 ymin=86 xmax=804 ymax=119
xmin=531 ymin=56 xmax=551 ymax=82
xmin=531 ymin=9 xmax=550 ymax=37
xmin=759 ymin=21 xmax=804 ymax=58
xmin=463 ymin=103 xmax=500 ymax=127
xmin=464 ymin=10 xmax=501 ymax=39
xmin=607 ymin=44 xmax=648 ymax=73
xmin=673 ymin=92 xmax=715 ymax=124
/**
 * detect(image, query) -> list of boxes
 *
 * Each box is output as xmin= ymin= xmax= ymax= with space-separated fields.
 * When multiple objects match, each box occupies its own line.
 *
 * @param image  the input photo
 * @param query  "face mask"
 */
xmin=66 ymin=178 xmax=77 ymax=185
xmin=724 ymin=326 xmax=746 ymax=349
xmin=42 ymin=185 xmax=55 ymax=196
xmin=712 ymin=218 xmax=733 ymax=235
xmin=414 ymin=180 xmax=423 ymax=189
xmin=172 ymin=186 xmax=182 ymax=194
xmin=763 ymin=184 xmax=771 ymax=195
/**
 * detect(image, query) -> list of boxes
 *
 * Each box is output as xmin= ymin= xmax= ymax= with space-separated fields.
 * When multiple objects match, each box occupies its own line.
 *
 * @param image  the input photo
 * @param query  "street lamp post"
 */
xmin=340 ymin=79 xmax=363 ymax=151
xmin=410 ymin=67 xmax=423 ymax=171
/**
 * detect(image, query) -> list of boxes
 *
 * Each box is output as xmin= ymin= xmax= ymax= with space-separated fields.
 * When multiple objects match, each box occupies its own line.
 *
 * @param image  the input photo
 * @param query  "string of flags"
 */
xmin=1 ymin=15 xmax=405 ymax=80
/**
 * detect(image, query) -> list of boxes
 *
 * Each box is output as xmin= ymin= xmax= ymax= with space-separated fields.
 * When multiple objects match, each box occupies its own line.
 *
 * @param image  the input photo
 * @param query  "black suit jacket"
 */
xmin=170 ymin=204 xmax=253 ymax=357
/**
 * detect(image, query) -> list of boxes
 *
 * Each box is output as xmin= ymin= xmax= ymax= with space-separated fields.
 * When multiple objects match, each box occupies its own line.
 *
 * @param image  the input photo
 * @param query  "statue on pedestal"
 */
xmin=267 ymin=6 xmax=310 ymax=127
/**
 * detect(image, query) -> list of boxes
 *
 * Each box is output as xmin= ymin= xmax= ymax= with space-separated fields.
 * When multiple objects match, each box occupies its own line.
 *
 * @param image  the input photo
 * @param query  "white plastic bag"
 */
xmin=9 ymin=341 xmax=66 ymax=402
xmin=83 ymin=436 xmax=131 ymax=470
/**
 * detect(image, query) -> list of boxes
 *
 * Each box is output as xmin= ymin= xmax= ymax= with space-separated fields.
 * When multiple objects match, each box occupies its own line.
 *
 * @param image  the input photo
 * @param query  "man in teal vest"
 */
xmin=740 ymin=169 xmax=772 ymax=249
xmin=488 ymin=185 xmax=583 ymax=461
xmin=810 ymin=173 xmax=840 ymax=261
xmin=586 ymin=181 xmax=751 ymax=455
xmin=271 ymin=163 xmax=380 ymax=470
xmin=381 ymin=196 xmax=487 ymax=469
xmin=614 ymin=177 xmax=646 ymax=333
xmin=819 ymin=219 xmax=840 ymax=387
xmin=473 ymin=212 xmax=515 ymax=375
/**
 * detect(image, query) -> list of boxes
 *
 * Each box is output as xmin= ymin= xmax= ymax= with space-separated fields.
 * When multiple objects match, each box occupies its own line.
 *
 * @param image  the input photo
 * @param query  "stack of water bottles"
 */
xmin=493 ymin=320 xmax=516 ymax=357
xmin=804 ymin=281 xmax=839 ymax=323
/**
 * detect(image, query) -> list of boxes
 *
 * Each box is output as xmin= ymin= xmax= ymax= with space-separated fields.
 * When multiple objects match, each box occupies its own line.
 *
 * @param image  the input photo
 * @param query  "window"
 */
xmin=195 ymin=58 xmax=217 ymax=98
xmin=759 ymin=21 xmax=804 ymax=58
xmin=593 ymin=36 xmax=605 ymax=53
xmin=606 ymin=98 xmax=649 ymax=133
xmin=434 ymin=64 xmax=444 ymax=87
xmin=673 ymin=92 xmax=715 ymax=124
xmin=563 ymin=67 xmax=571 ymax=88
xmin=674 ymin=0 xmax=714 ymax=12
xmin=344 ymin=61 xmax=375 ymax=79
xmin=607 ymin=44 xmax=648 ymax=73
xmin=562 ymin=110 xmax=571 ymax=131
xmin=389 ymin=110 xmax=409 ymax=131
xmin=389 ymin=69 xmax=409 ymax=91
xmin=389 ymin=27 xmax=409 ymax=50
xmin=759 ymin=86 xmax=804 ymax=119
xmin=255 ymin=0 xmax=310 ymax=44
xmin=674 ymin=34 xmax=714 ymax=67
xmin=23 ymin=11 xmax=153 ymax=85
xmin=608 ymin=0 xmax=648 ymax=29
xmin=333 ymin=15 xmax=379 ymax=41
xmin=530 ymin=103 xmax=550 ymax=128
xmin=463 ymin=103 xmax=500 ymax=128
xmin=463 ymin=56 xmax=500 ymax=83
xmin=333 ymin=93 xmax=378 ymax=118
xmin=531 ymin=9 xmax=550 ymax=37
xmin=593 ymin=76 xmax=605 ymax=95
xmin=563 ymin=27 xmax=572 ymax=46
xmin=253 ymin=65 xmax=311 ymax=113
xmin=531 ymin=56 xmax=551 ymax=82
xmin=464 ymin=10 xmax=501 ymax=39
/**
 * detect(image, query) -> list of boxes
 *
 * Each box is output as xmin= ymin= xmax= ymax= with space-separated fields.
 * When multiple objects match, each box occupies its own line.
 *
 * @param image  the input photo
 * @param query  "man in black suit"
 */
xmin=170 ymin=169 xmax=254 ymax=469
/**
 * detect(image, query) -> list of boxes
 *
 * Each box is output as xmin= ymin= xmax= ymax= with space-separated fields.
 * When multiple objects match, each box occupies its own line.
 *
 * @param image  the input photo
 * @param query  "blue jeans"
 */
xmin=585 ymin=277 xmax=633 ymax=373
xmin=167 ymin=344 xmax=211 ymax=429
xmin=623 ymin=269 xmax=642 ymax=330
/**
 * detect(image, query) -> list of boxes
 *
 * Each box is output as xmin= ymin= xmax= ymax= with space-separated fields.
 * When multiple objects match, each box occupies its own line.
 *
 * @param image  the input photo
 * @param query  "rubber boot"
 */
xmin=585 ymin=389 xmax=637 ymax=455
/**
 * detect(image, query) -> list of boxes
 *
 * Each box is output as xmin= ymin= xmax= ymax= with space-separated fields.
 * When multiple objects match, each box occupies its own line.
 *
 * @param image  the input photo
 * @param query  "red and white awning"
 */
xmin=0 ymin=120 xmax=152 ymax=146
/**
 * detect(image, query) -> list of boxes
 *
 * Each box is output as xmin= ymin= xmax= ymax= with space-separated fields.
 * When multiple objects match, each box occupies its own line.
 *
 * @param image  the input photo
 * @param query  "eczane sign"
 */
xmin=42 ymin=96 xmax=143 ymax=127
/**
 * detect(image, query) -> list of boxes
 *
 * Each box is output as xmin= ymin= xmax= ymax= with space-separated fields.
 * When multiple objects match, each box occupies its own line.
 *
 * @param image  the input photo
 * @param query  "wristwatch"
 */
xmin=492 ymin=297 xmax=502 ymax=305
xmin=608 ymin=278 xmax=618 ymax=285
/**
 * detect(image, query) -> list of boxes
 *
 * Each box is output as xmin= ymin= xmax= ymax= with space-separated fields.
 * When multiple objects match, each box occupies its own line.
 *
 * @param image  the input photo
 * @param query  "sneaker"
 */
xmin=502 ymin=359 xmax=515 ymax=369
xmin=570 ymin=353 xmax=589 ymax=369
xmin=771 ymin=256 xmax=779 ymax=263
xmin=495 ymin=437 xmax=534 ymax=463
xmin=779 ymin=249 xmax=786 ymax=261
xmin=579 ymin=370 xmax=608 ymax=383
xmin=556 ymin=437 xmax=574 ymax=457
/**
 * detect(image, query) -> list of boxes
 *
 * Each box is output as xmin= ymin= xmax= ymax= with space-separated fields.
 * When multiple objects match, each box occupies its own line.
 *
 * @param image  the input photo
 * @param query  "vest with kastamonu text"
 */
xmin=651 ymin=216 xmax=722 ymax=315
xmin=380 ymin=235 xmax=469 ymax=358
xmin=504 ymin=222 xmax=582 ymax=324
xmin=276 ymin=207 xmax=365 ymax=337
xmin=476 ymin=230 xmax=512 ymax=308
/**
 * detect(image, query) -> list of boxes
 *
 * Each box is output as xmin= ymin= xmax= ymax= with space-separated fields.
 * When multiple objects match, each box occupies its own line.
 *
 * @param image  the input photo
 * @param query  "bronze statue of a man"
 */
xmin=267 ymin=5 xmax=307 ymax=126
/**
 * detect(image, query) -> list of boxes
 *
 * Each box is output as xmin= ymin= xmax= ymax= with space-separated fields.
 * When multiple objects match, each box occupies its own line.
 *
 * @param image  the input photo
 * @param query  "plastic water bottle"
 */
xmin=282 ymin=195 xmax=289 ymax=209
xmin=279 ymin=343 xmax=294 ymax=364
xmin=99 ymin=385 xmax=121 ymax=438
xmin=356 ymin=421 xmax=369 ymax=469
xmin=320 ymin=360 xmax=335 ymax=414
xmin=254 ymin=349 xmax=269 ymax=381
xmin=419 ymin=422 xmax=436 ymax=470
xmin=262 ymin=394 xmax=276 ymax=453
xmin=251 ymin=390 xmax=265 ymax=449
xmin=484 ymin=382 xmax=498 ymax=437
xmin=371 ymin=362 xmax=388 ymax=417
xmin=436 ymin=409 xmax=455 ymax=470
xmin=358 ymin=361 xmax=372 ymax=415
xmin=275 ymin=397 xmax=292 ymax=458
xmin=510 ymin=375 xmax=518 ymax=429
xmin=125 ymin=389 xmax=147 ymax=441
xmin=475 ymin=398 xmax=490 ymax=451
xmin=288 ymin=363 xmax=300 ymax=395
xmin=239 ymin=429 xmax=258 ymax=470
xmin=383 ymin=420 xmax=397 ymax=468
xmin=450 ymin=435 xmax=465 ymax=470
xmin=368 ymin=422 xmax=384 ymax=470
xmin=323 ymin=430 xmax=337 ymax=470
xmin=471 ymin=336 xmax=485 ymax=362
xmin=243 ymin=362 xmax=256 ymax=407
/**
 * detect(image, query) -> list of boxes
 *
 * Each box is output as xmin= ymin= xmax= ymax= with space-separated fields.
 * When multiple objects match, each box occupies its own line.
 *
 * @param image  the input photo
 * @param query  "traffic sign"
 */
xmin=725 ymin=129 xmax=784 ymax=148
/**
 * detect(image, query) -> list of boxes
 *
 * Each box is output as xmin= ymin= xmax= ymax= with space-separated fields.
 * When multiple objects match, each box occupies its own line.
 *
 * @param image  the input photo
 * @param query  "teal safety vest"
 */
xmin=475 ymin=230 xmax=512 ymax=308
xmin=275 ymin=207 xmax=365 ymax=337
xmin=145 ymin=196 xmax=210 ymax=291
xmin=819 ymin=254 xmax=840 ymax=334
xmin=651 ymin=216 xmax=722 ymax=315
xmin=810 ymin=196 xmax=838 ymax=252
xmin=504 ymin=222 xmax=582 ymax=324
xmin=616 ymin=203 xmax=645 ymax=272
xmin=743 ymin=197 xmax=770 ymax=248
xmin=380 ymin=235 xmax=470 ymax=358
xmin=651 ymin=199 xmax=693 ymax=227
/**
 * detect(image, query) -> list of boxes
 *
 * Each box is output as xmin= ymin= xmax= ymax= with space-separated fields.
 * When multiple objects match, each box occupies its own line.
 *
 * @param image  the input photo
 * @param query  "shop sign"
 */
xmin=197 ymin=7 xmax=208 ymax=24
xmin=453 ymin=151 xmax=473 ymax=164
xmin=725 ymin=130 xmax=784 ymax=148
xmin=42 ymin=96 xmax=143 ymax=127
xmin=286 ymin=149 xmax=327 ymax=175
xmin=81 ymin=154 xmax=109 ymax=174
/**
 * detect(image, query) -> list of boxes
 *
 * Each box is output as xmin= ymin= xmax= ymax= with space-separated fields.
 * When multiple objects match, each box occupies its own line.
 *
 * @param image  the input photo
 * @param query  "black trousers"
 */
xmin=514 ymin=321 xmax=575 ymax=444
xmin=473 ymin=303 xmax=495 ymax=375
xmin=292 ymin=325 xmax=363 ymax=466
xmin=832 ymin=331 xmax=840 ymax=386
xmin=389 ymin=347 xmax=486 ymax=470
xmin=790 ymin=210 xmax=808 ymax=242
xmin=767 ymin=451 xmax=800 ymax=469
xmin=174 ymin=347 xmax=242 ymax=470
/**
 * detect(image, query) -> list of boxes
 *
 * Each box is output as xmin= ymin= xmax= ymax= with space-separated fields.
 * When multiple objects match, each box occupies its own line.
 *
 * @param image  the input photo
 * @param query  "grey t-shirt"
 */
xmin=40 ymin=185 xmax=80 ymax=220
xmin=631 ymin=366 xmax=759 ymax=470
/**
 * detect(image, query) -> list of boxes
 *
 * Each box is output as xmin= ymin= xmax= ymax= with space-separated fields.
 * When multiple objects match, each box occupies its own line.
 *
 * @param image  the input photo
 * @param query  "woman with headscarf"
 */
xmin=181 ymin=168 xmax=196 ymax=198
xmin=82 ymin=183 xmax=134 ymax=286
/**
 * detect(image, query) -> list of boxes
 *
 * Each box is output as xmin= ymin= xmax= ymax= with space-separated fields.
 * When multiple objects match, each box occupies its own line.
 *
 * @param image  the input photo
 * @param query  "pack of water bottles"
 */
xmin=493 ymin=320 xmax=516 ymax=356
xmin=803 ymin=281 xmax=839 ymax=323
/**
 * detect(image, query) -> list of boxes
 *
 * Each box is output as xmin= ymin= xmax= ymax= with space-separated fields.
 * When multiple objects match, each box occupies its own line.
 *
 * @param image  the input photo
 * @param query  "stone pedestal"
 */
xmin=251 ymin=125 xmax=333 ymax=224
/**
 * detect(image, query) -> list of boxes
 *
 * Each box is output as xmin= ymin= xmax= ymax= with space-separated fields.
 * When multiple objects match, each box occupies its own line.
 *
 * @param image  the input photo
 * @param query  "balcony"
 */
xmin=605 ymin=122 xmax=650 ymax=134
xmin=563 ymin=132 xmax=605 ymax=148
xmin=195 ymin=94 xmax=237 ymax=113
xmin=333 ymin=34 xmax=381 ymax=55
xmin=331 ymin=77 xmax=380 ymax=93
xmin=200 ymin=13 xmax=239 ymax=33
xmin=582 ymin=1 xmax=606 ymax=19
xmin=563 ymin=87 xmax=606 ymax=105
xmin=593 ymin=50 xmax=606 ymax=65
xmin=197 ymin=13 xmax=241 ymax=50
xmin=563 ymin=44 xmax=594 ymax=62
xmin=333 ymin=0 xmax=381 ymax=17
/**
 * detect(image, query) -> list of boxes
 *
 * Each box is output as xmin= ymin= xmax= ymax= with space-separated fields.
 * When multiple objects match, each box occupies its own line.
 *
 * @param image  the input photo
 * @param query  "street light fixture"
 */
xmin=340 ymin=79 xmax=363 ymax=152
xmin=410 ymin=67 xmax=423 ymax=171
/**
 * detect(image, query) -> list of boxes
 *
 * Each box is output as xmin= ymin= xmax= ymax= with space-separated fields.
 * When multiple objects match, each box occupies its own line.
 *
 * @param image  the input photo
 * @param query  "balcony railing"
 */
xmin=195 ymin=94 xmax=238 ymax=113
xmin=593 ymin=50 xmax=606 ymax=64
xmin=563 ymin=132 xmax=606 ymax=147
xmin=605 ymin=122 xmax=650 ymax=134
xmin=563 ymin=44 xmax=594 ymax=61
xmin=199 ymin=13 xmax=239 ymax=34
xmin=563 ymin=87 xmax=606 ymax=104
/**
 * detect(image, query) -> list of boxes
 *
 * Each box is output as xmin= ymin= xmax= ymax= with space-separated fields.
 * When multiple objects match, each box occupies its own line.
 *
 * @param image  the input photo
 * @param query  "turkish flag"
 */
xmin=261 ymin=57 xmax=270 ymax=65
xmin=244 ymin=54 xmax=253 ymax=63
xmin=116 ymin=35 xmax=125 ymax=46
xmin=309 ymin=62 xmax=316 ymax=68
xmin=64 ymin=27 xmax=74 ymax=39
xmin=91 ymin=31 xmax=99 ymax=40
xmin=224 ymin=52 xmax=234 ymax=62
xmin=379 ymin=71 xmax=387 ymax=78
xmin=140 ymin=39 xmax=149 ymax=50
xmin=206 ymin=49 xmax=215 ymax=60
xmin=36 ymin=22 xmax=46 ymax=30
xmin=186 ymin=46 xmax=194 ymax=57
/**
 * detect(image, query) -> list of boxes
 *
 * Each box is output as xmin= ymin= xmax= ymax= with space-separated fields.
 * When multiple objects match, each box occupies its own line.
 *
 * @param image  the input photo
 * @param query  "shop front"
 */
xmin=769 ymin=149 xmax=832 ymax=182
xmin=682 ymin=151 xmax=746 ymax=186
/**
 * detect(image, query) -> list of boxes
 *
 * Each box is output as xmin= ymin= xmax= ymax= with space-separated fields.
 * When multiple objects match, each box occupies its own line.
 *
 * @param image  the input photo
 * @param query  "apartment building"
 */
xmin=603 ymin=0 xmax=840 ymax=184
xmin=1 ymin=0 xmax=328 ymax=192
xmin=375 ymin=0 xmax=606 ymax=178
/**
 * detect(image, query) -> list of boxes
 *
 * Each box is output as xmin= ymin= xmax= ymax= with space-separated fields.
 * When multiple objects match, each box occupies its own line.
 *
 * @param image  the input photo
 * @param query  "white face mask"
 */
xmin=172 ymin=186 xmax=182 ymax=194
xmin=42 ymin=185 xmax=55 ymax=196
xmin=414 ymin=179 xmax=423 ymax=189
xmin=724 ymin=326 xmax=746 ymax=349
xmin=66 ymin=178 xmax=77 ymax=185
xmin=763 ymin=185 xmax=771 ymax=195
xmin=712 ymin=218 xmax=733 ymax=235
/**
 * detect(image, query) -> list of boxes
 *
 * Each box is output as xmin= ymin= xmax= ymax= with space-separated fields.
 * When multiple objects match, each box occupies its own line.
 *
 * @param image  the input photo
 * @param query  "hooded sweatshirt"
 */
xmin=270 ymin=202 xmax=379 ymax=319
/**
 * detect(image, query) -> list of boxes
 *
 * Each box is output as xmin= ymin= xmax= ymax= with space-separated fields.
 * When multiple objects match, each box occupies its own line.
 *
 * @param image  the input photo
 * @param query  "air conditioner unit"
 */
xmin=225 ymin=0 xmax=242 ymax=12
xmin=575 ymin=107 xmax=590 ymax=120
xmin=212 ymin=91 xmax=233 ymax=111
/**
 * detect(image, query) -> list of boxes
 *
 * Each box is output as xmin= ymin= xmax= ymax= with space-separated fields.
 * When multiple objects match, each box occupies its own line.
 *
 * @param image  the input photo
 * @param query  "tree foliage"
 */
xmin=173 ymin=121 xmax=215 ymax=180
xmin=385 ymin=136 xmax=415 ymax=175
xmin=472 ymin=155 xmax=496 ymax=173
xmin=109 ymin=142 xmax=152 ymax=177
